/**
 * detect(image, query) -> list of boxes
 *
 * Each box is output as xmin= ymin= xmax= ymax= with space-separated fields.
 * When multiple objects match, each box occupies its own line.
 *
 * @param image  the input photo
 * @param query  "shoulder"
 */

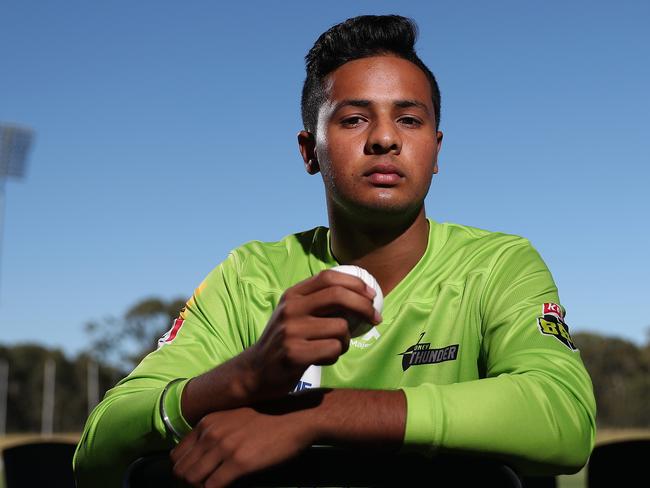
xmin=214 ymin=226 xmax=329 ymax=292
xmin=436 ymin=223 xmax=559 ymax=316
xmin=433 ymin=220 xmax=538 ymax=266
xmin=438 ymin=220 xmax=528 ymax=246
xmin=231 ymin=226 xmax=326 ymax=261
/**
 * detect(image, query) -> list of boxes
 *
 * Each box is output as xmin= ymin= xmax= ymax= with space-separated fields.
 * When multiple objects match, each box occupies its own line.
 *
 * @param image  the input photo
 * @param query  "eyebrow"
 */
xmin=394 ymin=100 xmax=430 ymax=114
xmin=332 ymin=99 xmax=430 ymax=115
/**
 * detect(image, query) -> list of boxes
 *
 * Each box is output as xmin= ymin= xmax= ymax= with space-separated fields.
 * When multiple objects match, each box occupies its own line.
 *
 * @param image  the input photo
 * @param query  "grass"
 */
xmin=1 ymin=429 xmax=648 ymax=487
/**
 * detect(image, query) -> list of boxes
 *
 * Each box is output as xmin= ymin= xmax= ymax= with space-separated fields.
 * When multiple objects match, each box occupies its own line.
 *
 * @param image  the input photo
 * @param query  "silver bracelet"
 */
xmin=159 ymin=378 xmax=187 ymax=440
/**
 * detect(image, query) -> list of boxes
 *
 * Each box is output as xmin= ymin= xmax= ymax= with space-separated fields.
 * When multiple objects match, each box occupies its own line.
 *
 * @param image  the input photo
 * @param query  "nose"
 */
xmin=364 ymin=118 xmax=401 ymax=155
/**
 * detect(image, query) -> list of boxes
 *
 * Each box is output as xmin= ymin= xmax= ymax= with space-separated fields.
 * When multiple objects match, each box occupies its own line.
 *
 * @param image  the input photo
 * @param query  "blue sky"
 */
xmin=1 ymin=0 xmax=648 ymax=356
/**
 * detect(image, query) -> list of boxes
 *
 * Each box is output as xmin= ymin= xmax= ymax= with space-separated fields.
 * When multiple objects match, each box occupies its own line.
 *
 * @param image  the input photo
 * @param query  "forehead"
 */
xmin=324 ymin=56 xmax=433 ymax=109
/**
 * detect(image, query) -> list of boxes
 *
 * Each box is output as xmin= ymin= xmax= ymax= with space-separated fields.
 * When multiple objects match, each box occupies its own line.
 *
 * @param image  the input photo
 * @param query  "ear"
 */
xmin=297 ymin=130 xmax=320 ymax=175
xmin=433 ymin=130 xmax=444 ymax=174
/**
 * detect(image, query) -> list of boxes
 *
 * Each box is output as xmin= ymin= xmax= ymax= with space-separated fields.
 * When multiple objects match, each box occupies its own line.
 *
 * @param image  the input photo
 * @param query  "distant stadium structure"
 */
xmin=0 ymin=123 xmax=33 ymax=179
xmin=0 ymin=123 xmax=34 ymax=435
xmin=0 ymin=123 xmax=34 ymax=299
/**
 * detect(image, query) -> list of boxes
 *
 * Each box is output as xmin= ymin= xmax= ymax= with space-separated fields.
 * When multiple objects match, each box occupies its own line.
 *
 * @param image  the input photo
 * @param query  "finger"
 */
xmin=298 ymin=316 xmax=350 ymax=354
xmin=180 ymin=444 xmax=224 ymax=487
xmin=172 ymin=439 xmax=208 ymax=483
xmin=204 ymin=457 xmax=250 ymax=488
xmin=171 ymin=425 xmax=215 ymax=481
xmin=289 ymin=338 xmax=346 ymax=366
xmin=311 ymin=338 xmax=349 ymax=365
xmin=288 ymin=269 xmax=376 ymax=300
xmin=296 ymin=285 xmax=380 ymax=324
xmin=170 ymin=428 xmax=199 ymax=464
xmin=300 ymin=316 xmax=350 ymax=342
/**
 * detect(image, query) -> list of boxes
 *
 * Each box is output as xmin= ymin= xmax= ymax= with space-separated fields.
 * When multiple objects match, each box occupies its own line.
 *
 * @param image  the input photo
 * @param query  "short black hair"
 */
xmin=301 ymin=15 xmax=441 ymax=134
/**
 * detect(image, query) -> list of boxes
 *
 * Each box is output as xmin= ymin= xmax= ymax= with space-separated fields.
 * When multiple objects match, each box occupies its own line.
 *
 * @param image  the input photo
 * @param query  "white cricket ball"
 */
xmin=329 ymin=265 xmax=384 ymax=338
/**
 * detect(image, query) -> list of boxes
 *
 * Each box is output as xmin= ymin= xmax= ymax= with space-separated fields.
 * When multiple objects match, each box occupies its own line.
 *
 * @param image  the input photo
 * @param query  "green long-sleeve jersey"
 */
xmin=74 ymin=219 xmax=596 ymax=485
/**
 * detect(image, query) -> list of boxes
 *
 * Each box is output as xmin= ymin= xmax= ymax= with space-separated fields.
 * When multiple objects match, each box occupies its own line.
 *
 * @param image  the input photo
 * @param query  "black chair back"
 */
xmin=2 ymin=441 xmax=77 ymax=488
xmin=587 ymin=439 xmax=650 ymax=487
xmin=125 ymin=446 xmax=524 ymax=487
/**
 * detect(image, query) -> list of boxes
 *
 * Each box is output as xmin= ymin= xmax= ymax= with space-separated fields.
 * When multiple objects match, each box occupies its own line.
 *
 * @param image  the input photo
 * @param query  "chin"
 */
xmin=329 ymin=190 xmax=424 ymax=221
xmin=350 ymin=198 xmax=423 ymax=220
xmin=370 ymin=191 xmax=422 ymax=211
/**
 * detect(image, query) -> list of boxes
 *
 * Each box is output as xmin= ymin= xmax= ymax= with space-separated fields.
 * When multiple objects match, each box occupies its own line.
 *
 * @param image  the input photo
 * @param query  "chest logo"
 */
xmin=399 ymin=332 xmax=459 ymax=371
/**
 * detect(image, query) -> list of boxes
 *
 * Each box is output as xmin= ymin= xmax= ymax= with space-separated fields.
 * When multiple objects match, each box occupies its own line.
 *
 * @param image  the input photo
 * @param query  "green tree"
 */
xmin=85 ymin=296 xmax=186 ymax=369
xmin=574 ymin=332 xmax=650 ymax=427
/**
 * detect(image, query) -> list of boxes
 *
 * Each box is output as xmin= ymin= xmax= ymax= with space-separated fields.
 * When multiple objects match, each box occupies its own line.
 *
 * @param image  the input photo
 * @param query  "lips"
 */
xmin=363 ymin=163 xmax=404 ymax=185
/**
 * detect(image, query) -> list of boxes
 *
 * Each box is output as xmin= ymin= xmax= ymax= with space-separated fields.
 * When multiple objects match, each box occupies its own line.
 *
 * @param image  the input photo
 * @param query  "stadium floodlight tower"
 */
xmin=0 ymin=123 xmax=34 ymax=298
xmin=0 ymin=123 xmax=33 ymax=436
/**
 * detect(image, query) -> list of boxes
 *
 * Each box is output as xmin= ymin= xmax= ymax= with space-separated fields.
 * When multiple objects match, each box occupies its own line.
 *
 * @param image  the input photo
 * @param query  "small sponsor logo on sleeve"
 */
xmin=157 ymin=318 xmax=184 ymax=349
xmin=538 ymin=303 xmax=577 ymax=351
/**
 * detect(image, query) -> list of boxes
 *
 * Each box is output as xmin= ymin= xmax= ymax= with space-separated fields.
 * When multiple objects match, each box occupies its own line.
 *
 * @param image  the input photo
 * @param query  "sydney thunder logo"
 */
xmin=399 ymin=332 xmax=459 ymax=371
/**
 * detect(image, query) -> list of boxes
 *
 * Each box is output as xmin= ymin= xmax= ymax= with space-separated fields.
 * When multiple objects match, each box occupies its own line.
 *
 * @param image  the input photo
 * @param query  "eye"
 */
xmin=340 ymin=116 xmax=366 ymax=128
xmin=398 ymin=116 xmax=423 ymax=127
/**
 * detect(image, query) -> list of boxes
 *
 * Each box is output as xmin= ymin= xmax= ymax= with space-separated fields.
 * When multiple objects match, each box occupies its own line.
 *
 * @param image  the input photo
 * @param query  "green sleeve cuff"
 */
xmin=400 ymin=385 xmax=444 ymax=454
xmin=162 ymin=378 xmax=193 ymax=440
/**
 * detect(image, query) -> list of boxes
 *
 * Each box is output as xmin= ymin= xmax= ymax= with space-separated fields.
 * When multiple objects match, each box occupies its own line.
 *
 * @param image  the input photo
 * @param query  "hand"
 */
xmin=241 ymin=269 xmax=380 ymax=399
xmin=170 ymin=402 xmax=317 ymax=488
xmin=179 ymin=269 xmax=381 ymax=426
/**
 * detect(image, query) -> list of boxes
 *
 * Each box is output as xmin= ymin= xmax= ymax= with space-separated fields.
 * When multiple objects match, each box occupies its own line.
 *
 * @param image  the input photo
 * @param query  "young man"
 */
xmin=74 ymin=15 xmax=596 ymax=487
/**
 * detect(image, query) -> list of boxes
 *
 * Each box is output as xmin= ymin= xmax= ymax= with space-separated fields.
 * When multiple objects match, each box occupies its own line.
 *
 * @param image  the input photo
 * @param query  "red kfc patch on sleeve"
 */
xmin=543 ymin=302 xmax=565 ymax=319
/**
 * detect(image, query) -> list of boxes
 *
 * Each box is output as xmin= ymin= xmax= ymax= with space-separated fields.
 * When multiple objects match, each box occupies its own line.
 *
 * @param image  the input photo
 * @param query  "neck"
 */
xmin=328 ymin=205 xmax=429 ymax=296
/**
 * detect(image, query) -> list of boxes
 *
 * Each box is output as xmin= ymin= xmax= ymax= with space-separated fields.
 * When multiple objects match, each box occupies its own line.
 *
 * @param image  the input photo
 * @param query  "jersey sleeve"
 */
xmin=73 ymin=252 xmax=248 ymax=487
xmin=401 ymin=239 xmax=596 ymax=475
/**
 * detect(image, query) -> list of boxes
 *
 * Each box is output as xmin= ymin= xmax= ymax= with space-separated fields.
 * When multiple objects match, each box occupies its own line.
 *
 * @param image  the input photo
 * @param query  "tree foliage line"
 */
xmin=0 ymin=297 xmax=648 ymax=433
